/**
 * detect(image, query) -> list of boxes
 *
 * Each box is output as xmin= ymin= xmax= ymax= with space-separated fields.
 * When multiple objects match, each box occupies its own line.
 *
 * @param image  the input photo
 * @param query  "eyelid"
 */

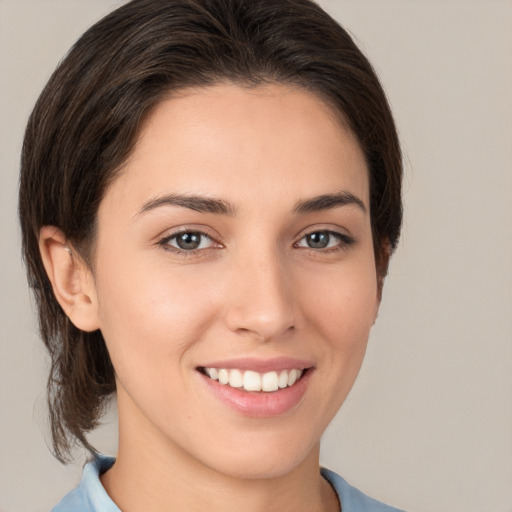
xmin=157 ymin=225 xmax=223 ymax=254
xmin=293 ymin=226 xmax=356 ymax=251
xmin=155 ymin=224 xmax=354 ymax=256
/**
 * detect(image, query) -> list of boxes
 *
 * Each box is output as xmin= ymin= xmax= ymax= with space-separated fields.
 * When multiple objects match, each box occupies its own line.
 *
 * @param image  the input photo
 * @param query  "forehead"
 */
xmin=103 ymin=83 xmax=369 ymax=212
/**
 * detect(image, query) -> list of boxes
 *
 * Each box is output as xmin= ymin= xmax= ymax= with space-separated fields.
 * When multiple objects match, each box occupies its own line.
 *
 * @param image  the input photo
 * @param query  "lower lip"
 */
xmin=199 ymin=369 xmax=312 ymax=418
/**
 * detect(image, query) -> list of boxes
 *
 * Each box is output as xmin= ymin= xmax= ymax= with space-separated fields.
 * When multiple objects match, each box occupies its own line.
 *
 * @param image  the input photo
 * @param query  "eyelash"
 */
xmin=294 ymin=230 xmax=355 ymax=253
xmin=157 ymin=229 xmax=355 ymax=256
xmin=158 ymin=229 xmax=220 ymax=256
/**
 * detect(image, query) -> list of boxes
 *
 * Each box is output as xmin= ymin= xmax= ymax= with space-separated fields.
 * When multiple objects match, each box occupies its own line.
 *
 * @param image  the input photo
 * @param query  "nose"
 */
xmin=223 ymin=251 xmax=297 ymax=342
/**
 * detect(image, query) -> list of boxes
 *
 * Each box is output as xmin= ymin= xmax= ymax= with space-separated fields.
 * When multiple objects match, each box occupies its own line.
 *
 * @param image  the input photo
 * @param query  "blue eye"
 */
xmin=162 ymin=231 xmax=214 ymax=251
xmin=296 ymin=231 xmax=352 ymax=250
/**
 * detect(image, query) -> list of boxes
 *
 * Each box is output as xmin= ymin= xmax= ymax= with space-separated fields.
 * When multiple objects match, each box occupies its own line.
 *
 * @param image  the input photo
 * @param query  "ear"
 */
xmin=373 ymin=239 xmax=392 ymax=324
xmin=376 ymin=240 xmax=392 ymax=297
xmin=39 ymin=226 xmax=100 ymax=332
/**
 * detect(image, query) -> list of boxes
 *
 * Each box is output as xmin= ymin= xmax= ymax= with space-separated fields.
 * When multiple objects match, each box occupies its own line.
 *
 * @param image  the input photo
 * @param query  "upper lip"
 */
xmin=197 ymin=357 xmax=314 ymax=373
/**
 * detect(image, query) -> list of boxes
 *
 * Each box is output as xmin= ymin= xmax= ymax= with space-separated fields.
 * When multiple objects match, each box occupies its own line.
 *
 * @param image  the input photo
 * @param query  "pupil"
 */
xmin=307 ymin=232 xmax=329 ymax=249
xmin=177 ymin=232 xmax=201 ymax=250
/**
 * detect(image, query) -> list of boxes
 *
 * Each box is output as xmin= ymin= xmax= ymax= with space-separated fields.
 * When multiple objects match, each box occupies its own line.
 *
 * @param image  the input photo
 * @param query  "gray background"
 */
xmin=1 ymin=1 xmax=511 ymax=511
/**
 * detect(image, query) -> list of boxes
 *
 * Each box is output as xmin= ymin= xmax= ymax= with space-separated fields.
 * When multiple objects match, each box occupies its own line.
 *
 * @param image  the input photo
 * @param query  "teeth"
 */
xmin=262 ymin=371 xmax=279 ymax=392
xmin=204 ymin=367 xmax=304 ymax=392
xmin=243 ymin=371 xmax=262 ymax=391
xmin=218 ymin=368 xmax=229 ymax=385
xmin=229 ymin=369 xmax=243 ymax=388
xmin=288 ymin=369 xmax=299 ymax=386
xmin=207 ymin=368 xmax=219 ymax=380
xmin=278 ymin=370 xmax=289 ymax=389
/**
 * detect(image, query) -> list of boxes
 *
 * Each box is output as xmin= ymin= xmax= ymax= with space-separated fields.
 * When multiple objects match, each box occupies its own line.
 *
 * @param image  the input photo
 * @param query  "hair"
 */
xmin=19 ymin=0 xmax=402 ymax=462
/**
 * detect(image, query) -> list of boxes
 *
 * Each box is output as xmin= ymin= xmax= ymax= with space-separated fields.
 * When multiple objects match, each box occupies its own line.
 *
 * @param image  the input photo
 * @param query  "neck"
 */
xmin=103 ymin=451 xmax=336 ymax=512
xmin=101 ymin=395 xmax=339 ymax=512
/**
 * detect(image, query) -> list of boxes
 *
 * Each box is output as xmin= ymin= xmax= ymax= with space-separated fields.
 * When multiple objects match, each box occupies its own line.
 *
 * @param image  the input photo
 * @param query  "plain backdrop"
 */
xmin=1 ymin=1 xmax=511 ymax=511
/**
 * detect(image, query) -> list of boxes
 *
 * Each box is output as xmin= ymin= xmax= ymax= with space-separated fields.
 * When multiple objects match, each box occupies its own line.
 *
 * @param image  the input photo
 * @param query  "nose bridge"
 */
xmin=224 ymin=244 xmax=296 ymax=341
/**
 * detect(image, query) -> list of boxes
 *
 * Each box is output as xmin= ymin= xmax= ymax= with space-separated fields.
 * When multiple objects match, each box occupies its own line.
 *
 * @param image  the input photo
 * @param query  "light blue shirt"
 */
xmin=52 ymin=454 xmax=405 ymax=512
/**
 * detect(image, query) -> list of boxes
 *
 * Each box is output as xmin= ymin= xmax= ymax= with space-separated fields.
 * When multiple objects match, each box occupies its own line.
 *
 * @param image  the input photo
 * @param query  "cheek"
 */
xmin=93 ymin=257 xmax=220 ymax=382
xmin=297 ymin=256 xmax=379 ymax=381
xmin=302 ymin=262 xmax=378 ymax=337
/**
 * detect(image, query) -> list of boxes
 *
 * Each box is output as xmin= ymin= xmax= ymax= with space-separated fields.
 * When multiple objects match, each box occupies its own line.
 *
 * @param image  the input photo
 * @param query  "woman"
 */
xmin=19 ymin=0 xmax=403 ymax=510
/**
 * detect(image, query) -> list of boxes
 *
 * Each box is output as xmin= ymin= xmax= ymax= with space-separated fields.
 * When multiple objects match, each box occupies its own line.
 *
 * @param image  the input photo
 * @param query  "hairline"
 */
xmin=77 ymin=78 xmax=369 ymax=272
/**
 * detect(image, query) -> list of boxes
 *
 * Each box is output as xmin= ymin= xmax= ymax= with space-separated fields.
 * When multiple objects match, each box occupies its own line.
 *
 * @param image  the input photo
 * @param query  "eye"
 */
xmin=160 ymin=230 xmax=216 ymax=252
xmin=295 ymin=230 xmax=353 ymax=250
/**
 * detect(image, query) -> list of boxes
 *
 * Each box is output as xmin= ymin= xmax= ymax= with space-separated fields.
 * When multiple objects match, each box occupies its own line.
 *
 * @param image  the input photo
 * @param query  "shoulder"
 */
xmin=321 ymin=468 xmax=406 ymax=512
xmin=52 ymin=455 xmax=119 ymax=512
xmin=52 ymin=486 xmax=86 ymax=512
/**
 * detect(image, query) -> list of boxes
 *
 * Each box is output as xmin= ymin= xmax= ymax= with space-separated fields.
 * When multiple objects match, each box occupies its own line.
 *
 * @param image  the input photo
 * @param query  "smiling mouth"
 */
xmin=199 ymin=367 xmax=307 ymax=393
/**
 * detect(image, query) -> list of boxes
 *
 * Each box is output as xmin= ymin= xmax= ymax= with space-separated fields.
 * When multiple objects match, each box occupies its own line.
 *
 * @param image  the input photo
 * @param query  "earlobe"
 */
xmin=39 ymin=226 xmax=100 ymax=332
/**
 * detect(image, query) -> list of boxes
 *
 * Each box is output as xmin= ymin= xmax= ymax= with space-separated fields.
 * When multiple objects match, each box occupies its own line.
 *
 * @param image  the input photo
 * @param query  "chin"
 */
xmin=192 ymin=432 xmax=320 ymax=481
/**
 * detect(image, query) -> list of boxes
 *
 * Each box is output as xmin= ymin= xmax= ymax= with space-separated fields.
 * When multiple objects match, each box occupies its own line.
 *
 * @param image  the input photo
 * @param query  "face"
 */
xmin=89 ymin=83 xmax=379 ymax=479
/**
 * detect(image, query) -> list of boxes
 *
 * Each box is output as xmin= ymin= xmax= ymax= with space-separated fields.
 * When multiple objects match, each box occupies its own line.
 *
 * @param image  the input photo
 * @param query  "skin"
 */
xmin=40 ymin=83 xmax=382 ymax=512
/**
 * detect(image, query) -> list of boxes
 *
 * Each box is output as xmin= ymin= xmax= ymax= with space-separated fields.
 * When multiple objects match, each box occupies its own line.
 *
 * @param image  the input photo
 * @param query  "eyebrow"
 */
xmin=137 ymin=190 xmax=366 ymax=218
xmin=293 ymin=191 xmax=367 ymax=214
xmin=137 ymin=193 xmax=237 ymax=217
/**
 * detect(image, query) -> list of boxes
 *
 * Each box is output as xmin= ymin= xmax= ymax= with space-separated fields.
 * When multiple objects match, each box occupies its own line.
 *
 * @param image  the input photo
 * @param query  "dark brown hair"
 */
xmin=19 ymin=0 xmax=402 ymax=462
